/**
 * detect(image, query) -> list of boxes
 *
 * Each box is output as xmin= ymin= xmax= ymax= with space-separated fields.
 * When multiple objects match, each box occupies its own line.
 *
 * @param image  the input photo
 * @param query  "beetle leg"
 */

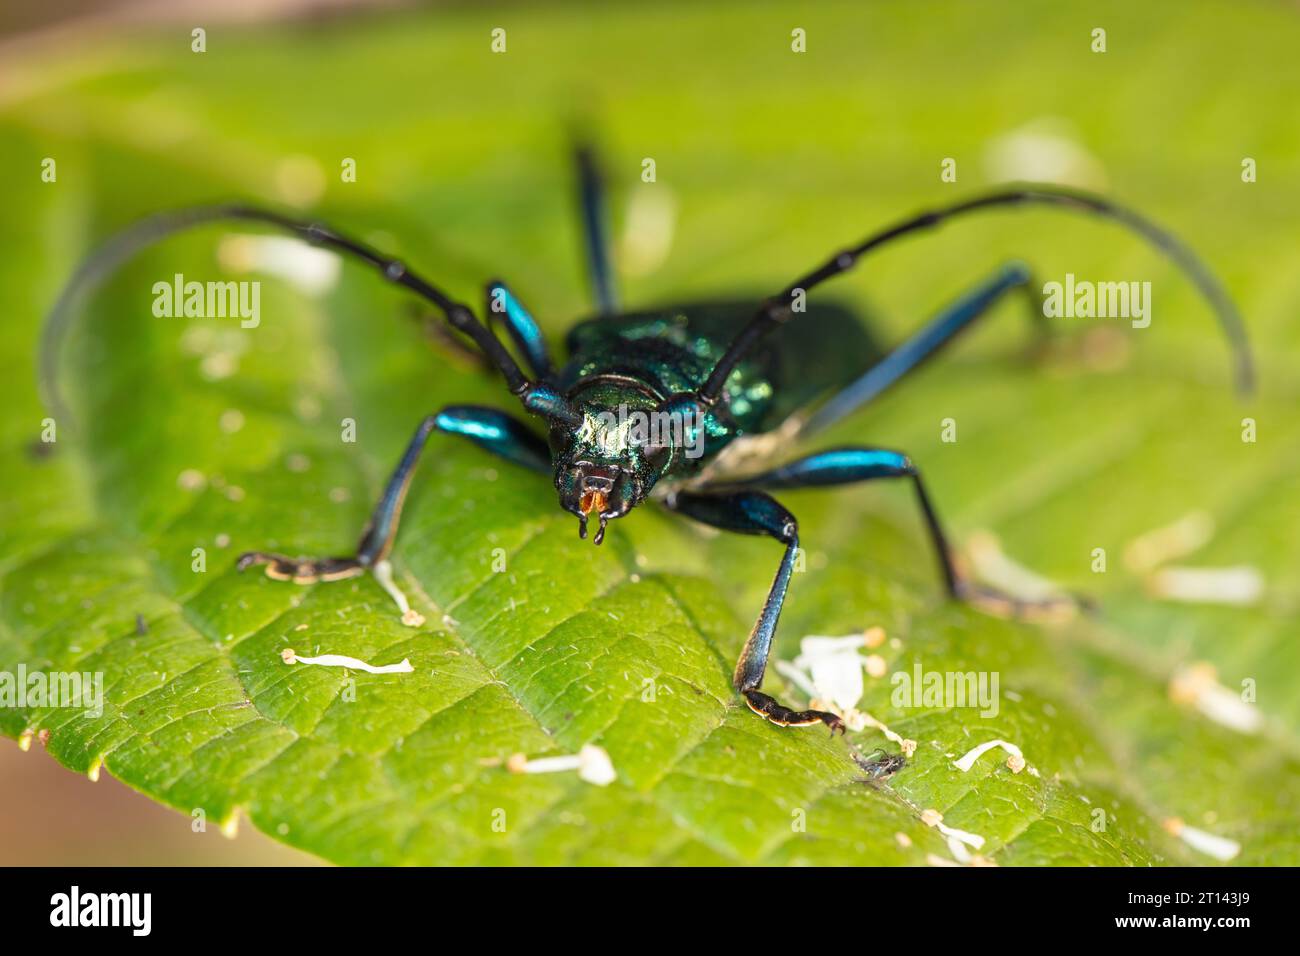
xmin=238 ymin=405 xmax=550 ymax=624
xmin=717 ymin=446 xmax=1080 ymax=622
xmin=484 ymin=280 xmax=554 ymax=379
xmin=664 ymin=488 xmax=844 ymax=733
xmin=798 ymin=262 xmax=1042 ymax=438
xmin=574 ymin=142 xmax=618 ymax=315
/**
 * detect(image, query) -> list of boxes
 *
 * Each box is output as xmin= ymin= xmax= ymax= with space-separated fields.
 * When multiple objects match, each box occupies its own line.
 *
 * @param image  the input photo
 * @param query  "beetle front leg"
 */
xmin=665 ymin=489 xmax=844 ymax=733
xmin=238 ymin=405 xmax=549 ymax=625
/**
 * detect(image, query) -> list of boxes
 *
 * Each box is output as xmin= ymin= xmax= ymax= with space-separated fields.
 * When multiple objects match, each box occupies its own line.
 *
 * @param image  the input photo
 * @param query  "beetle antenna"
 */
xmin=700 ymin=185 xmax=1255 ymax=405
xmin=40 ymin=204 xmax=542 ymax=429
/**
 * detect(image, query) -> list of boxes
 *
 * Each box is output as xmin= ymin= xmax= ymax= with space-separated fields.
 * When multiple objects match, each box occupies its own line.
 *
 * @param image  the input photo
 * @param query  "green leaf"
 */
xmin=3 ymin=1 xmax=1299 ymax=866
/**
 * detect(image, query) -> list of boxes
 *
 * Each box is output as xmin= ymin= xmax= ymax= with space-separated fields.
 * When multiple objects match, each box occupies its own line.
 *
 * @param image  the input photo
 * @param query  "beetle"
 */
xmin=43 ymin=147 xmax=1252 ymax=734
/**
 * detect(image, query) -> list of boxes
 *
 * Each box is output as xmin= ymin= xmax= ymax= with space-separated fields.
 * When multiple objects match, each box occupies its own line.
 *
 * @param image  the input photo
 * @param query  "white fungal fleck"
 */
xmin=177 ymin=469 xmax=206 ymax=491
xmin=778 ymin=633 xmax=912 ymax=751
xmin=200 ymin=351 xmax=238 ymax=381
xmin=619 ymin=187 xmax=678 ymax=277
xmin=1149 ymin=566 xmax=1264 ymax=606
xmin=1169 ymin=662 xmax=1263 ymax=734
xmin=982 ymin=118 xmax=1108 ymax=190
xmin=217 ymin=233 xmax=340 ymax=295
xmin=219 ymin=408 xmax=245 ymax=434
xmin=281 ymin=648 xmax=413 ymax=674
xmin=852 ymin=710 xmax=917 ymax=755
xmin=920 ymin=808 xmax=987 ymax=865
xmin=506 ymin=744 xmax=616 ymax=787
xmin=1163 ymin=817 xmax=1241 ymax=862
xmin=372 ymin=559 xmax=425 ymax=627
xmin=796 ymin=634 xmax=871 ymax=712
xmin=954 ymin=739 xmax=1026 ymax=773
xmin=939 ymin=823 xmax=985 ymax=851
xmin=947 ymin=835 xmax=973 ymax=863
xmin=1124 ymin=511 xmax=1215 ymax=573
xmin=966 ymin=530 xmax=1073 ymax=609
xmin=774 ymin=660 xmax=820 ymax=700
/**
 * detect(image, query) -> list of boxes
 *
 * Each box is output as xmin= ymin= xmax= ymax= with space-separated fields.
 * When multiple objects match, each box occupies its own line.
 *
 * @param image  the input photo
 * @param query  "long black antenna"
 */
xmin=40 ymin=204 xmax=581 ymax=429
xmin=698 ymin=186 xmax=1255 ymax=406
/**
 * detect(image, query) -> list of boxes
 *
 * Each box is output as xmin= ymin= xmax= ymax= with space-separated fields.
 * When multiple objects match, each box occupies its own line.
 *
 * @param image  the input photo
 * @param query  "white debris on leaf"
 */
xmin=796 ymin=634 xmax=872 ymax=712
xmin=920 ymin=808 xmax=987 ymax=865
xmin=947 ymin=836 xmax=973 ymax=863
xmin=177 ymin=468 xmax=206 ymax=491
xmin=775 ymin=660 xmax=820 ymax=699
xmin=954 ymin=739 xmax=1027 ymax=773
xmin=217 ymin=233 xmax=340 ymax=295
xmin=1163 ymin=817 xmax=1241 ymax=862
xmin=281 ymin=648 xmax=413 ymax=674
xmin=939 ymin=823 xmax=985 ymax=852
xmin=372 ymin=560 xmax=426 ymax=627
xmin=851 ymin=710 xmax=917 ymax=756
xmin=618 ymin=187 xmax=678 ymax=277
xmin=982 ymin=118 xmax=1108 ymax=190
xmin=1149 ymin=566 xmax=1264 ymax=606
xmin=966 ymin=530 xmax=1074 ymax=610
xmin=1124 ymin=511 xmax=1215 ymax=573
xmin=775 ymin=631 xmax=915 ymax=753
xmin=1169 ymin=662 xmax=1263 ymax=735
xmin=506 ymin=744 xmax=616 ymax=787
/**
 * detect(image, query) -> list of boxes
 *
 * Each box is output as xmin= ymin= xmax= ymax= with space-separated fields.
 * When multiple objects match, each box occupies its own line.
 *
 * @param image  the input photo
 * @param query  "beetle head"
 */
xmin=549 ymin=396 xmax=674 ymax=544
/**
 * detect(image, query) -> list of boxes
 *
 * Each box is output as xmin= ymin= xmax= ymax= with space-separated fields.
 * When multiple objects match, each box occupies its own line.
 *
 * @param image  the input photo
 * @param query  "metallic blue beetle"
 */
xmin=44 ymin=148 xmax=1251 ymax=732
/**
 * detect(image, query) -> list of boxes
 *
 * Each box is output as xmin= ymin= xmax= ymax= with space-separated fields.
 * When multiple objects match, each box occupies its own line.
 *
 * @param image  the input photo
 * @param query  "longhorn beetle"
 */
xmin=43 ymin=148 xmax=1253 ymax=733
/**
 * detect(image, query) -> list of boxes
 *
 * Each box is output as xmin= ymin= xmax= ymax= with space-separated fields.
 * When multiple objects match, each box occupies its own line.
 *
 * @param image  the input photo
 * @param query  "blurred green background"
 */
xmin=1 ymin=0 xmax=1297 ymax=865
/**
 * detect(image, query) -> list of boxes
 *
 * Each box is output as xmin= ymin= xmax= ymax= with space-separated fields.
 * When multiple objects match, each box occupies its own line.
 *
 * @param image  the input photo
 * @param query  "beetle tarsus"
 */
xmin=954 ymin=579 xmax=1081 ymax=624
xmin=743 ymin=689 xmax=844 ymax=734
xmin=236 ymin=551 xmax=364 ymax=585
